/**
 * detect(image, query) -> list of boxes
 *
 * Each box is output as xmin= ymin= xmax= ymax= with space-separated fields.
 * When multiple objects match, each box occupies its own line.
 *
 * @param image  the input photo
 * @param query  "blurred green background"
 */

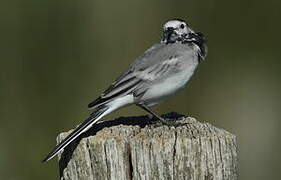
xmin=1 ymin=0 xmax=281 ymax=179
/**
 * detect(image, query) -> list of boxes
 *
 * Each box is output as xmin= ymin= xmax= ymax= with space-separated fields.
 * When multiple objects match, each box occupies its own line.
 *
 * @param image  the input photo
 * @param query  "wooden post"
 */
xmin=57 ymin=113 xmax=238 ymax=180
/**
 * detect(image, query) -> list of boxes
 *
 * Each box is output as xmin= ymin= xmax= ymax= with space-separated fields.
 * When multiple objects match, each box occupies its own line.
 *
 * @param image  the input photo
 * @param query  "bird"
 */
xmin=42 ymin=18 xmax=207 ymax=162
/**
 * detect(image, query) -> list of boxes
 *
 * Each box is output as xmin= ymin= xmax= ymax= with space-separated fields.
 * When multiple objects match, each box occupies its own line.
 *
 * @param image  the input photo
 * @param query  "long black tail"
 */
xmin=42 ymin=106 xmax=109 ymax=162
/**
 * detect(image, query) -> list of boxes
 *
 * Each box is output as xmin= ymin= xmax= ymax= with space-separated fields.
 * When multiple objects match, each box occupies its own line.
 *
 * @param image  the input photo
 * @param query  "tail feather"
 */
xmin=42 ymin=94 xmax=134 ymax=162
xmin=42 ymin=106 xmax=109 ymax=162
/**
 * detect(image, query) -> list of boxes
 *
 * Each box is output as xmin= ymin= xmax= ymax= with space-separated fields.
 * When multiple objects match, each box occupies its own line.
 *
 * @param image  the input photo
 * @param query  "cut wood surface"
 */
xmin=57 ymin=113 xmax=238 ymax=180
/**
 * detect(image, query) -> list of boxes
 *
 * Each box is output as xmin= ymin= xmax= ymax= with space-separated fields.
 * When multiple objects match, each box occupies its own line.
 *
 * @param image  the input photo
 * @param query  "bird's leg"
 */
xmin=136 ymin=103 xmax=172 ymax=125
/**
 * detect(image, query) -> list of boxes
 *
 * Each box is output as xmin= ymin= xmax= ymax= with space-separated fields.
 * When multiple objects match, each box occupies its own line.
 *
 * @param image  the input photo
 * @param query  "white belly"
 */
xmin=141 ymin=63 xmax=198 ymax=106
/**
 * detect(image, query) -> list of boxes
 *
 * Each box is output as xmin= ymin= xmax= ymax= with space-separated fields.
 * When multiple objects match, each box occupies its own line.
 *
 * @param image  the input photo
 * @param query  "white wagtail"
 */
xmin=43 ymin=18 xmax=207 ymax=162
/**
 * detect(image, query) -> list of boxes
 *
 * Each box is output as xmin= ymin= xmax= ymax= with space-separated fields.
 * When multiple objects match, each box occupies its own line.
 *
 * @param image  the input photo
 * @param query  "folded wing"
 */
xmin=88 ymin=43 xmax=182 ymax=109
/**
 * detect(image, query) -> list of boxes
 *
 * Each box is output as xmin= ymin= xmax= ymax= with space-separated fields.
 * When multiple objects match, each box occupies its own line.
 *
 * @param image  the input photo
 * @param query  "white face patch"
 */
xmin=164 ymin=20 xmax=184 ymax=30
xmin=163 ymin=20 xmax=191 ymax=34
xmin=162 ymin=19 xmax=194 ymax=43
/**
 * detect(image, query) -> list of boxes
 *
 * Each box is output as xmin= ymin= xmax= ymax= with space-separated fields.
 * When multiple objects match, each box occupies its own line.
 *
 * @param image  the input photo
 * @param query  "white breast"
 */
xmin=142 ymin=59 xmax=198 ymax=106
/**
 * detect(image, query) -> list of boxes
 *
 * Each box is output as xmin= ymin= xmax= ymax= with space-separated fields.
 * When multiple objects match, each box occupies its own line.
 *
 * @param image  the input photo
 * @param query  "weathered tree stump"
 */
xmin=57 ymin=113 xmax=238 ymax=180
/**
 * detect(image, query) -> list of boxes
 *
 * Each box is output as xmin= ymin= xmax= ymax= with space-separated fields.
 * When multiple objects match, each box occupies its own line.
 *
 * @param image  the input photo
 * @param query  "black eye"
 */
xmin=180 ymin=24 xmax=185 ymax=29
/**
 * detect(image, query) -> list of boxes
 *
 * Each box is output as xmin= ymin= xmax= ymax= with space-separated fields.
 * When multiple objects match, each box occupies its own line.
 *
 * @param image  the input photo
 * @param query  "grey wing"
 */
xmin=87 ymin=69 xmax=140 ymax=109
xmin=88 ymin=43 xmax=182 ymax=109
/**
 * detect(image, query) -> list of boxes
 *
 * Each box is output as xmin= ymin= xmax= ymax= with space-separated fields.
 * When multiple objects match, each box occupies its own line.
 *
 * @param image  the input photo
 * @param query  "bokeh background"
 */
xmin=1 ymin=0 xmax=281 ymax=179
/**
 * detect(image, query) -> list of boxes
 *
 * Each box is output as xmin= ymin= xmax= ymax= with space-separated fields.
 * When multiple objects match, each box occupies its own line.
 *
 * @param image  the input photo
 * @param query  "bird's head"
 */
xmin=161 ymin=19 xmax=206 ymax=46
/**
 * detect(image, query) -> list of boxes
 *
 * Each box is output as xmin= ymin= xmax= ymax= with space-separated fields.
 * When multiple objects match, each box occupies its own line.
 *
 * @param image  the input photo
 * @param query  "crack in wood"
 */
xmin=57 ymin=113 xmax=237 ymax=180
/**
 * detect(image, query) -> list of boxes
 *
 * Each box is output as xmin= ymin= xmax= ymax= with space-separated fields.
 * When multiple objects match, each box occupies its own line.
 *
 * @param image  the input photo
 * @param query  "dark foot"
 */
xmin=149 ymin=115 xmax=183 ymax=127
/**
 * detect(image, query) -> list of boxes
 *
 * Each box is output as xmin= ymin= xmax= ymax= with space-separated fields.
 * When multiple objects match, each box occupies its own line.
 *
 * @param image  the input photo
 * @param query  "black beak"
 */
xmin=196 ymin=32 xmax=206 ymax=43
xmin=186 ymin=32 xmax=207 ymax=61
xmin=187 ymin=32 xmax=206 ymax=46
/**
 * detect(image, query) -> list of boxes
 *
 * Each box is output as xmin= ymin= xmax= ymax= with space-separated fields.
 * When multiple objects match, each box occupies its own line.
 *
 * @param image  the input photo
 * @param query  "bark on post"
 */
xmin=57 ymin=113 xmax=238 ymax=180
